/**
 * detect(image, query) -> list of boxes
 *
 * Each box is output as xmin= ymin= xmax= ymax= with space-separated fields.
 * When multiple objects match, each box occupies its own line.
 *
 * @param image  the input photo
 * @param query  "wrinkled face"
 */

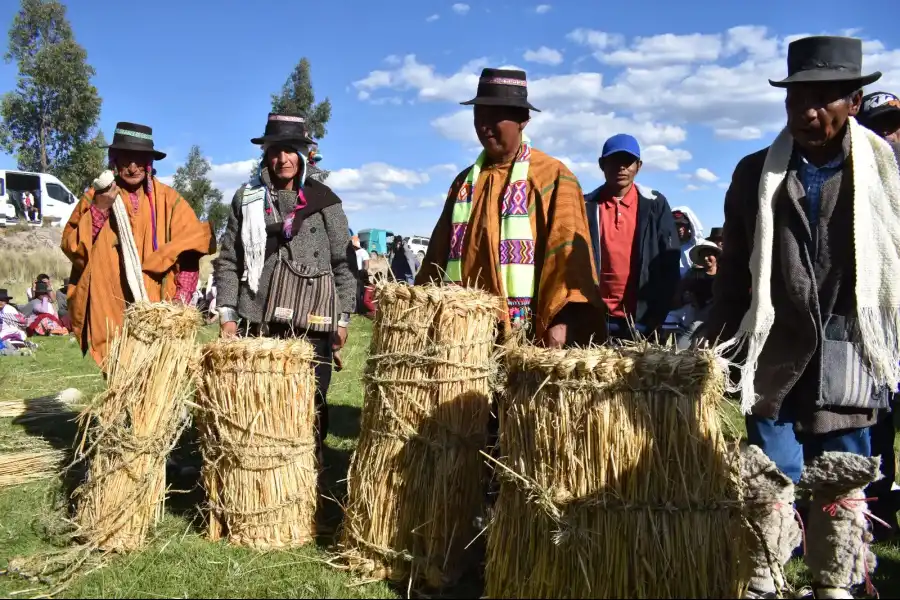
xmin=703 ymin=251 xmax=718 ymax=270
xmin=868 ymin=113 xmax=900 ymax=144
xmin=110 ymin=149 xmax=153 ymax=188
xmin=786 ymin=83 xmax=862 ymax=150
xmin=473 ymin=105 xmax=528 ymax=161
xmin=265 ymin=145 xmax=302 ymax=183
xmin=675 ymin=221 xmax=691 ymax=243
xmin=600 ymin=152 xmax=641 ymax=190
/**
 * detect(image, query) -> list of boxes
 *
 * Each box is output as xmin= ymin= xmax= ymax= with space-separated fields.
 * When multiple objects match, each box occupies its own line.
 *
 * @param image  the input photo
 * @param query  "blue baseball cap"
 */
xmin=601 ymin=134 xmax=641 ymax=160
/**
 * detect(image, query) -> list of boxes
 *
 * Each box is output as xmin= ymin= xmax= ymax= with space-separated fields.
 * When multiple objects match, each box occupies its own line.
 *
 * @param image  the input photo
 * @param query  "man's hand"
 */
xmin=93 ymin=182 xmax=119 ymax=212
xmin=333 ymin=325 xmax=348 ymax=351
xmin=220 ymin=321 xmax=238 ymax=338
xmin=544 ymin=322 xmax=567 ymax=349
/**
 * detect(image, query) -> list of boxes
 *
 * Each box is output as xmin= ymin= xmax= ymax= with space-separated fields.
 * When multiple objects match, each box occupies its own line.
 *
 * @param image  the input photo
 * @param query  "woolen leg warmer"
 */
xmin=741 ymin=445 xmax=802 ymax=596
xmin=799 ymin=452 xmax=882 ymax=596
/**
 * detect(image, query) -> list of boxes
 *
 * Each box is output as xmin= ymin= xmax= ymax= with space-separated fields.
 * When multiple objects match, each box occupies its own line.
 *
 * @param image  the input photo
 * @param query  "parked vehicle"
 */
xmin=407 ymin=235 xmax=430 ymax=260
xmin=358 ymin=228 xmax=396 ymax=255
xmin=0 ymin=170 xmax=79 ymax=228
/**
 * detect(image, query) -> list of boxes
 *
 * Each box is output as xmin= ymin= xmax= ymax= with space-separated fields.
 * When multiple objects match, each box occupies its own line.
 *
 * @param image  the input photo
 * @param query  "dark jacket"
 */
xmin=585 ymin=183 xmax=681 ymax=328
xmin=214 ymin=170 xmax=356 ymax=325
xmin=704 ymin=132 xmax=900 ymax=433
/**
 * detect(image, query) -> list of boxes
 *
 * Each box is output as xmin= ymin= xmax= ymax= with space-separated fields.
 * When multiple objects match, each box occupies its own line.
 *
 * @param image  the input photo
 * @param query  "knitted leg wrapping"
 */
xmin=741 ymin=445 xmax=801 ymax=594
xmin=800 ymin=452 xmax=882 ymax=591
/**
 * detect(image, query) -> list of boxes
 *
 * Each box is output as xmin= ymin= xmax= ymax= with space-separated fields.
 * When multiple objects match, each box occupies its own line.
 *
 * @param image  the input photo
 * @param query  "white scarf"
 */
xmin=721 ymin=117 xmax=900 ymax=414
xmin=112 ymin=194 xmax=149 ymax=303
xmin=240 ymin=185 xmax=267 ymax=294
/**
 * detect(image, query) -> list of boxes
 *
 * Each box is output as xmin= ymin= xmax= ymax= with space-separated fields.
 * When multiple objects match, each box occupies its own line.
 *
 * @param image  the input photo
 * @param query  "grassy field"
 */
xmin=1 ymin=319 xmax=899 ymax=598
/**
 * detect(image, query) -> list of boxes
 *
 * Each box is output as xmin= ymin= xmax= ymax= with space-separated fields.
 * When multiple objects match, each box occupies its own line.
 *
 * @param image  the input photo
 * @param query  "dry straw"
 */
xmin=339 ymin=282 xmax=501 ymax=589
xmin=197 ymin=336 xmax=318 ymax=550
xmin=485 ymin=343 xmax=745 ymax=599
xmin=0 ymin=434 xmax=66 ymax=489
xmin=71 ymin=302 xmax=201 ymax=553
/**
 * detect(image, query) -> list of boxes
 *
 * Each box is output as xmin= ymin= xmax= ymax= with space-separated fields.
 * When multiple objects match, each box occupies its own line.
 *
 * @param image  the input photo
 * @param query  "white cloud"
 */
xmin=535 ymin=4 xmax=552 ymax=13
xmin=523 ymin=46 xmax=563 ymax=66
xmin=685 ymin=184 xmax=705 ymax=192
xmin=426 ymin=13 xmax=440 ymax=22
xmin=566 ymin=28 xmax=623 ymax=51
xmin=358 ymin=25 xmax=900 ymax=179
xmin=694 ymin=168 xmax=718 ymax=183
xmin=418 ymin=199 xmax=441 ymax=208
xmin=328 ymin=162 xmax=431 ymax=192
xmin=452 ymin=3 xmax=470 ymax=15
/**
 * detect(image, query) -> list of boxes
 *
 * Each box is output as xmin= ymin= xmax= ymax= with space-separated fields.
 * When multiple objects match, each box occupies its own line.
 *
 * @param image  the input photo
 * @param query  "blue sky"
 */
xmin=1 ymin=0 xmax=899 ymax=238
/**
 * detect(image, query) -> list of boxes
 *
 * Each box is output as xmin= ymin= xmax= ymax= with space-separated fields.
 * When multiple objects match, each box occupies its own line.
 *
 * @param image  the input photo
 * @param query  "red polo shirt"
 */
xmin=598 ymin=184 xmax=639 ymax=318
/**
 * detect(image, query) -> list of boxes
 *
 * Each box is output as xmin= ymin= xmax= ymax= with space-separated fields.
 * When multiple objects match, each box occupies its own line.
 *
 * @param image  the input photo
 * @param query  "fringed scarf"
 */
xmin=720 ymin=117 xmax=900 ymax=414
xmin=447 ymin=135 xmax=535 ymax=326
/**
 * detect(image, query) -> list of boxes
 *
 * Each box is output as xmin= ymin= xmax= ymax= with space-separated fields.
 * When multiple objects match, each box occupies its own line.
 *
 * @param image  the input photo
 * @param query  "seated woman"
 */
xmin=0 ymin=289 xmax=28 ymax=349
xmin=23 ymin=281 xmax=68 ymax=337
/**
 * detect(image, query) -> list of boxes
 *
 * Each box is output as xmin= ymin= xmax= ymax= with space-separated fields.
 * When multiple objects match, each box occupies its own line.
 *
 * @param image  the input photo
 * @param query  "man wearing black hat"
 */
xmin=859 ymin=91 xmax=900 ymax=143
xmin=214 ymin=112 xmax=355 ymax=457
xmin=61 ymin=122 xmax=215 ymax=366
xmin=704 ymin=36 xmax=900 ymax=599
xmin=417 ymin=68 xmax=605 ymax=347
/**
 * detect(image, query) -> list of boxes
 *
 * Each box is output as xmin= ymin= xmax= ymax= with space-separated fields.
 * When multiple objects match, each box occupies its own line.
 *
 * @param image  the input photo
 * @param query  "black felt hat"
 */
xmin=708 ymin=227 xmax=724 ymax=241
xmin=251 ymin=113 xmax=316 ymax=148
xmin=105 ymin=122 xmax=167 ymax=161
xmin=461 ymin=68 xmax=541 ymax=112
xmin=0 ymin=288 xmax=12 ymax=301
xmin=769 ymin=36 xmax=881 ymax=88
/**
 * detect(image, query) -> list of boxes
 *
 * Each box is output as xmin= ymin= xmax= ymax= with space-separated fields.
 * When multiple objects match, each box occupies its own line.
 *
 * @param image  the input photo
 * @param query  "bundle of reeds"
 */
xmin=71 ymin=302 xmax=201 ymax=553
xmin=197 ymin=337 xmax=318 ymax=550
xmin=340 ymin=282 xmax=501 ymax=589
xmin=0 ymin=388 xmax=85 ymax=421
xmin=485 ymin=344 xmax=745 ymax=599
xmin=0 ymin=434 xmax=66 ymax=488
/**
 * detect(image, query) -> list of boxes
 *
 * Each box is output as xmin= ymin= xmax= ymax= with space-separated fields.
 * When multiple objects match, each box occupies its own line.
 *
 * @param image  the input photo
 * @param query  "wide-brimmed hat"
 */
xmin=251 ymin=113 xmax=316 ymax=148
xmin=859 ymin=91 xmax=900 ymax=126
xmin=708 ymin=227 xmax=724 ymax=242
xmin=690 ymin=241 xmax=722 ymax=265
xmin=769 ymin=36 xmax=881 ymax=88
xmin=105 ymin=122 xmax=167 ymax=161
xmin=461 ymin=68 xmax=541 ymax=112
xmin=0 ymin=288 xmax=12 ymax=301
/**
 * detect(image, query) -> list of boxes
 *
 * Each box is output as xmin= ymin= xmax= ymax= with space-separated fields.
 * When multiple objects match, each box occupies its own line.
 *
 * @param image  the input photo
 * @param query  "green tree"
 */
xmin=271 ymin=58 xmax=331 ymax=139
xmin=0 ymin=0 xmax=102 ymax=174
xmin=172 ymin=145 xmax=228 ymax=236
xmin=58 ymin=130 xmax=107 ymax=194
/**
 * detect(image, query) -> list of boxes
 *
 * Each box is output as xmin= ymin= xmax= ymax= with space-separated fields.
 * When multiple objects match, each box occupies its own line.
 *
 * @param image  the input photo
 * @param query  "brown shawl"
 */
xmin=416 ymin=147 xmax=604 ymax=341
xmin=61 ymin=178 xmax=215 ymax=366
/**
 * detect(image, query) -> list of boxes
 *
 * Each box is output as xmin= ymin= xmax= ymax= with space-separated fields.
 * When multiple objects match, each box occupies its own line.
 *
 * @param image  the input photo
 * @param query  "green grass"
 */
xmin=1 ymin=320 xmax=900 ymax=598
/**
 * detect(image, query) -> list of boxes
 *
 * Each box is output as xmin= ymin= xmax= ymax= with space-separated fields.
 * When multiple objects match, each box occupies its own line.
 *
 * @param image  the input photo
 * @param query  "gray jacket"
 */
xmin=213 ymin=172 xmax=356 ymax=325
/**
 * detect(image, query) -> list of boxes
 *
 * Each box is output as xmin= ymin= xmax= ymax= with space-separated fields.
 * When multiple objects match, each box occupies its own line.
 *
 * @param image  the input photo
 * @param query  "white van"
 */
xmin=407 ymin=235 xmax=430 ymax=260
xmin=0 ymin=169 xmax=79 ymax=228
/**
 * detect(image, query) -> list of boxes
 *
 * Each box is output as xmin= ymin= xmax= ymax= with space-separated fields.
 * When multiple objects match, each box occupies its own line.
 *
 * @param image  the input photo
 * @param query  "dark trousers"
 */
xmin=247 ymin=323 xmax=333 ymax=447
xmin=867 ymin=396 xmax=898 ymax=528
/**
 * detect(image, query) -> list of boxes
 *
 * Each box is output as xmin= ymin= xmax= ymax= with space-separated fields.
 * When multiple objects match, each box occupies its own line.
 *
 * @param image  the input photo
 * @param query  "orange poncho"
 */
xmin=416 ymin=147 xmax=604 ymax=342
xmin=61 ymin=178 xmax=214 ymax=366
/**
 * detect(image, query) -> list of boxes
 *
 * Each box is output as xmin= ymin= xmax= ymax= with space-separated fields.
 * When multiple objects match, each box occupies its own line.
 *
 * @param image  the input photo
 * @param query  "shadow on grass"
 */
xmin=328 ymin=404 xmax=362 ymax=440
xmin=11 ymin=396 xmax=85 ymax=511
xmin=317 ymin=444 xmax=352 ymax=548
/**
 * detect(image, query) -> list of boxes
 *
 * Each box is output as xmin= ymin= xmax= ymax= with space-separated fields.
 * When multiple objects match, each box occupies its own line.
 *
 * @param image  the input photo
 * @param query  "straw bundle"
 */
xmin=0 ymin=434 xmax=66 ymax=489
xmin=340 ymin=282 xmax=501 ymax=589
xmin=197 ymin=337 xmax=318 ymax=550
xmin=72 ymin=302 xmax=201 ymax=553
xmin=485 ymin=344 xmax=744 ymax=599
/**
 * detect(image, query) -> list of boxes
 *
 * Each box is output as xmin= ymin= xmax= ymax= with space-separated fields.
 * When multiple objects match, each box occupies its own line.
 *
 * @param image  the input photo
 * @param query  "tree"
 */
xmin=58 ymin=130 xmax=106 ymax=194
xmin=0 ymin=0 xmax=102 ymax=174
xmin=271 ymin=58 xmax=332 ymax=139
xmin=172 ymin=145 xmax=228 ymax=236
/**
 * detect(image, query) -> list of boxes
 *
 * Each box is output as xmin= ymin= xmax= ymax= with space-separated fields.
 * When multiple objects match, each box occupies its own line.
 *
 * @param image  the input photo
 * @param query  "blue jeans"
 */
xmin=746 ymin=414 xmax=871 ymax=484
